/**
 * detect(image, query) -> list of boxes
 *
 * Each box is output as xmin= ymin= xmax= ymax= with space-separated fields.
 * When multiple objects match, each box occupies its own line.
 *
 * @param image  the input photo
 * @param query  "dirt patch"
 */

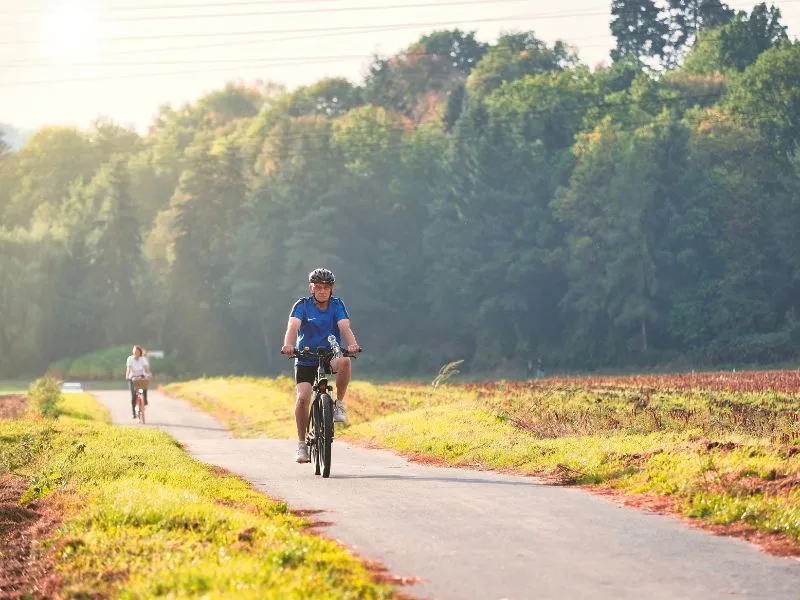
xmin=361 ymin=558 xmax=426 ymax=598
xmin=0 ymin=395 xmax=26 ymax=420
xmin=0 ymin=474 xmax=62 ymax=598
xmin=706 ymin=441 xmax=740 ymax=452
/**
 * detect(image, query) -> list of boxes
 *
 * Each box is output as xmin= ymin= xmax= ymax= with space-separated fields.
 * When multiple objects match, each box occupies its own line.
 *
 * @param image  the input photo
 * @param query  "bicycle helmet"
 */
xmin=308 ymin=268 xmax=335 ymax=284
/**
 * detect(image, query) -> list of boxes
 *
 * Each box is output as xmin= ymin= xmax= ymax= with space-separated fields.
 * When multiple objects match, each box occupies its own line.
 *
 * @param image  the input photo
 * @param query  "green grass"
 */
xmin=165 ymin=375 xmax=800 ymax=545
xmin=164 ymin=376 xmax=299 ymax=437
xmin=1 ymin=395 xmax=396 ymax=598
xmin=163 ymin=376 xmax=455 ymax=438
xmin=58 ymin=392 xmax=112 ymax=424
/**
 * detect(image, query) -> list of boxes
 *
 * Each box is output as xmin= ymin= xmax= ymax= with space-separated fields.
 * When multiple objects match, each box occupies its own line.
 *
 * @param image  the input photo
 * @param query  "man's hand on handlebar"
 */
xmin=347 ymin=344 xmax=360 ymax=354
xmin=281 ymin=345 xmax=295 ymax=356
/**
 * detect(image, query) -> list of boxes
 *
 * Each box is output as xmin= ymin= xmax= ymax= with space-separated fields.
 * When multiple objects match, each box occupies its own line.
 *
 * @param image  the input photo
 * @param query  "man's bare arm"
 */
xmin=281 ymin=317 xmax=302 ymax=354
xmin=338 ymin=319 xmax=359 ymax=352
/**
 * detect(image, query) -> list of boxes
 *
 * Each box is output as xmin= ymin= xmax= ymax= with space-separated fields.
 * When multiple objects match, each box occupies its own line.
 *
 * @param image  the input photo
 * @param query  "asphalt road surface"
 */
xmin=93 ymin=389 xmax=800 ymax=600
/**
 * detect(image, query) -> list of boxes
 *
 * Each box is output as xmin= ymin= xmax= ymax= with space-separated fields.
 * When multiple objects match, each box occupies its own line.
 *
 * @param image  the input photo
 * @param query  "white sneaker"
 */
xmin=296 ymin=442 xmax=309 ymax=463
xmin=333 ymin=401 xmax=347 ymax=424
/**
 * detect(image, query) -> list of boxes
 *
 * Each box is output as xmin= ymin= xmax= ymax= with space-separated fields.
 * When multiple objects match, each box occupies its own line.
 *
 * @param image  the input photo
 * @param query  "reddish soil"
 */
xmin=0 ymin=474 xmax=62 ymax=599
xmin=0 ymin=395 xmax=26 ymax=420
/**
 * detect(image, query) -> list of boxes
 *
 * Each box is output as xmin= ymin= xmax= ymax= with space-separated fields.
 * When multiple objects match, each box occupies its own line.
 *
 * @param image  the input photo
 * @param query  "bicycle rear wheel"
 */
xmin=319 ymin=393 xmax=334 ymax=478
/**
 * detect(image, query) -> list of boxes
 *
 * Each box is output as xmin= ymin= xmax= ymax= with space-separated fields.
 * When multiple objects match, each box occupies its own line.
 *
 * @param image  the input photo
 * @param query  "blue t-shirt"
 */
xmin=290 ymin=296 xmax=350 ymax=366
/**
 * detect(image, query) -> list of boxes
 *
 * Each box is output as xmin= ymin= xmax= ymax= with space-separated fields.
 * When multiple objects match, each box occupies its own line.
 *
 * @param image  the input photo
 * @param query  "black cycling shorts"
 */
xmin=294 ymin=360 xmax=335 ymax=386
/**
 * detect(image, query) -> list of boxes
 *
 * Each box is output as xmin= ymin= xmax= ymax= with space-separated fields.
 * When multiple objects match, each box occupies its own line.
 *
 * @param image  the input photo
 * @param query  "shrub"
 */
xmin=27 ymin=375 xmax=63 ymax=418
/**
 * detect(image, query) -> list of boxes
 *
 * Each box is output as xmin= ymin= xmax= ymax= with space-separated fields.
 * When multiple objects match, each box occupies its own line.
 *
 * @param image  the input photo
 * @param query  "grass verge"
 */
xmin=163 ymin=376 xmax=456 ymax=438
xmin=165 ymin=374 xmax=800 ymax=552
xmin=1 ymin=395 xmax=397 ymax=598
xmin=58 ymin=392 xmax=112 ymax=424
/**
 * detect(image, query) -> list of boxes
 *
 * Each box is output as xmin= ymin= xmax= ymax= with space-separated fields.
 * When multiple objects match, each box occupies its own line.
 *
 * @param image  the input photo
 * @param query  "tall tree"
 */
xmin=666 ymin=0 xmax=734 ymax=63
xmin=553 ymin=118 xmax=680 ymax=360
xmin=682 ymin=2 xmax=788 ymax=73
xmin=0 ymin=229 xmax=51 ymax=375
xmin=89 ymin=159 xmax=143 ymax=346
xmin=466 ymin=32 xmax=577 ymax=98
xmin=286 ymin=78 xmax=363 ymax=118
xmin=3 ymin=127 xmax=99 ymax=226
xmin=363 ymin=32 xmax=470 ymax=122
xmin=610 ymin=0 xmax=669 ymax=65
xmin=726 ymin=42 xmax=800 ymax=156
xmin=163 ymin=137 xmax=248 ymax=372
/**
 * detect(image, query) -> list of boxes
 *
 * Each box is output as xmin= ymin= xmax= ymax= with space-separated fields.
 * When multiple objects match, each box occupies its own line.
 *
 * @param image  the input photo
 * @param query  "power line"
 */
xmin=1 ymin=0 xmax=336 ymax=16
xmin=58 ymin=22 xmax=522 ymax=59
xmin=7 ymin=0 xmax=799 ymax=18
xmin=3 ymin=0 xmax=530 ymax=23
xmin=3 ymin=54 xmax=394 ymax=70
xmin=3 ymin=0 xmax=798 ymax=41
xmin=0 ymin=57 xmax=361 ymax=87
xmin=2 ymin=36 xmax=618 ymax=70
xmin=0 ymin=14 xmax=537 ymax=46
xmin=0 ymin=42 xmax=624 ymax=85
xmin=2 ymin=17 xmax=603 ymax=62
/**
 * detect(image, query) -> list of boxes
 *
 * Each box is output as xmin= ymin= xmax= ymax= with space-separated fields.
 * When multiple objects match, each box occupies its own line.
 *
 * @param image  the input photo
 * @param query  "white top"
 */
xmin=127 ymin=355 xmax=150 ymax=378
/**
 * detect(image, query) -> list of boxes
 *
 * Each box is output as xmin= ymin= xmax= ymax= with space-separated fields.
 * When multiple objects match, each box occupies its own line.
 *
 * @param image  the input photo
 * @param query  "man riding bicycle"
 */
xmin=281 ymin=268 xmax=360 ymax=463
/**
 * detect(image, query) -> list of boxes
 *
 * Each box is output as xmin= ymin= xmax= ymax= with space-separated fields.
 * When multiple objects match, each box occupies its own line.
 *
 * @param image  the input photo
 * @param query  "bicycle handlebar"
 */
xmin=282 ymin=347 xmax=362 ymax=359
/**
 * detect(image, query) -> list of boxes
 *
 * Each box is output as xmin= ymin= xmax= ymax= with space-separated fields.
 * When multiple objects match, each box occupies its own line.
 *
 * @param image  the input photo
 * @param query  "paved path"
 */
xmin=94 ymin=389 xmax=800 ymax=600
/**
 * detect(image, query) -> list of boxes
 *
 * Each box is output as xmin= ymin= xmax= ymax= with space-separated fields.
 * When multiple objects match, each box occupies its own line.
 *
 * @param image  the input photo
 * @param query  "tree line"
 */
xmin=1 ymin=1 xmax=799 ymax=378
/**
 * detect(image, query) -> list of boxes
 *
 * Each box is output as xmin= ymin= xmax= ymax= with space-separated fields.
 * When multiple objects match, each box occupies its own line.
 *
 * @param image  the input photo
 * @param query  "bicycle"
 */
xmin=286 ymin=337 xmax=360 ymax=478
xmin=131 ymin=376 xmax=149 ymax=424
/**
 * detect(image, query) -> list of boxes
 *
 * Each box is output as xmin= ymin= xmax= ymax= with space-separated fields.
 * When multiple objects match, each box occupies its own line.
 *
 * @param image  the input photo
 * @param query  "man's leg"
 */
xmin=330 ymin=357 xmax=351 ymax=402
xmin=294 ymin=382 xmax=312 ymax=441
xmin=294 ymin=382 xmax=312 ymax=463
xmin=330 ymin=357 xmax=351 ymax=423
xmin=143 ymin=388 xmax=148 ymax=406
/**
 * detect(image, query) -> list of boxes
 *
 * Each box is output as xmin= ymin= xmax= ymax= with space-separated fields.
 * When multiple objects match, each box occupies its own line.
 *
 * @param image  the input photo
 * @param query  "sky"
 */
xmin=1 ymin=0 xmax=799 ymax=133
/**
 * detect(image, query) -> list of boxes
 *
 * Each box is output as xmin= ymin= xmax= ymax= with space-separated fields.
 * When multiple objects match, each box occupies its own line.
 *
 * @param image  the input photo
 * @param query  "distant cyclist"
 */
xmin=125 ymin=345 xmax=151 ymax=420
xmin=281 ymin=268 xmax=360 ymax=463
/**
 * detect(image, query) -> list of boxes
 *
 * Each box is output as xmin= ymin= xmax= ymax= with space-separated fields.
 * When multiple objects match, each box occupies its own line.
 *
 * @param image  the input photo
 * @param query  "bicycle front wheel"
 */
xmin=310 ymin=397 xmax=321 ymax=475
xmin=319 ymin=393 xmax=334 ymax=478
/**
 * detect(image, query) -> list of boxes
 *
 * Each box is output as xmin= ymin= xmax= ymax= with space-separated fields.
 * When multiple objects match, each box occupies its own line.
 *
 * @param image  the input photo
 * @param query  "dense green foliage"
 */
xmin=25 ymin=375 xmax=63 ymax=417
xmin=1 ymin=9 xmax=799 ymax=378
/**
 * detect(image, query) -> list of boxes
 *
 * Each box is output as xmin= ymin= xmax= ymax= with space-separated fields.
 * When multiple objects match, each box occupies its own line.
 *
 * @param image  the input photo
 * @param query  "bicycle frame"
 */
xmin=132 ymin=377 xmax=148 ymax=424
xmin=135 ymin=388 xmax=146 ymax=424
